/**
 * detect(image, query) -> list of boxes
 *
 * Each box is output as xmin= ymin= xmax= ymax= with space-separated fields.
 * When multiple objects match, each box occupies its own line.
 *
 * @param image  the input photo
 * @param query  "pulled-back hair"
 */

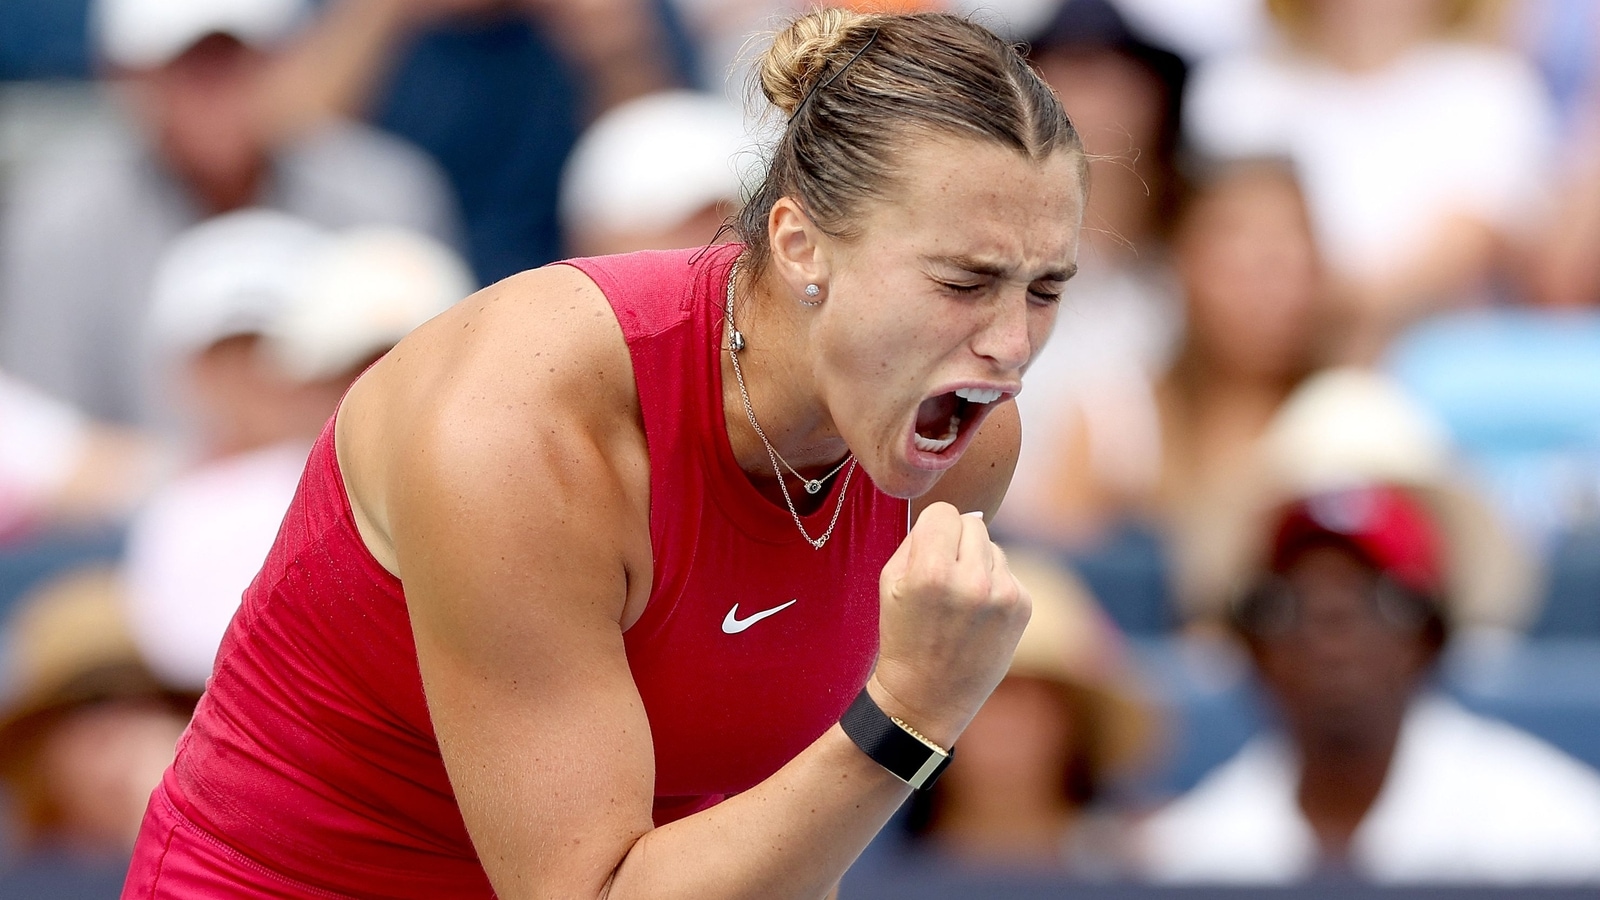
xmin=737 ymin=9 xmax=1084 ymax=273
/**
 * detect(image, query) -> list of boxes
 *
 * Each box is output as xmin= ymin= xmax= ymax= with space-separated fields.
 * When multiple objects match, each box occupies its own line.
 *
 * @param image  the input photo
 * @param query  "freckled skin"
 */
xmin=735 ymin=139 xmax=1085 ymax=502
xmin=330 ymin=132 xmax=1085 ymax=900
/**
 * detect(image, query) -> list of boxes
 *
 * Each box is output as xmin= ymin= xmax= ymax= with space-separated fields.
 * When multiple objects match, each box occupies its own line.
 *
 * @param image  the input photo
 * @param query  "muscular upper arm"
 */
xmin=376 ymin=267 xmax=656 ymax=900
xmin=913 ymin=400 xmax=1021 ymax=520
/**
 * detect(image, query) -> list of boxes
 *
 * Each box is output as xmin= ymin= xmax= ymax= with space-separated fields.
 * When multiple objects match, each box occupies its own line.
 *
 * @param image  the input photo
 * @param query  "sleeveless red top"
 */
xmin=123 ymin=244 xmax=908 ymax=899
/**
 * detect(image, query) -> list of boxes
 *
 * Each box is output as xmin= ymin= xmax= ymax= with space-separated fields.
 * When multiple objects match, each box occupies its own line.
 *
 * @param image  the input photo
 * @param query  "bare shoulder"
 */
xmin=337 ymin=263 xmax=653 ymax=623
xmin=335 ymin=267 xmax=666 ymax=894
xmin=913 ymin=401 xmax=1021 ymax=519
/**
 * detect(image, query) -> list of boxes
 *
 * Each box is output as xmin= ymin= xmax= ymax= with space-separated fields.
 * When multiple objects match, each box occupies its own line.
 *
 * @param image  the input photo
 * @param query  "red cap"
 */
xmin=1268 ymin=485 xmax=1445 ymax=596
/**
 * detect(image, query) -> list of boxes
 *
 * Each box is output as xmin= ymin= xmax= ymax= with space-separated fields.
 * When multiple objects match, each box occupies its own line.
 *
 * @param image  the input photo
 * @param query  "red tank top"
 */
xmin=130 ymin=244 xmax=908 ymax=898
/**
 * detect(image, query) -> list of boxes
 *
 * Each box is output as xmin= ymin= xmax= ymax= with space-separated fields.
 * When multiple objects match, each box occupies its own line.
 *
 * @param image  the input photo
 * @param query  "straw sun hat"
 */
xmin=1184 ymin=367 xmax=1538 ymax=633
xmin=0 ymin=568 xmax=197 ymax=767
xmin=1003 ymin=550 xmax=1158 ymax=777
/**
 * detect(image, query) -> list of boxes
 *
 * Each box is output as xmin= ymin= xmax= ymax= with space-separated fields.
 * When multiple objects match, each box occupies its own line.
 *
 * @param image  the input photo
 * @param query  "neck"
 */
xmin=186 ymin=163 xmax=266 ymax=215
xmin=1163 ymin=361 xmax=1291 ymax=469
xmin=1193 ymin=364 xmax=1290 ymax=405
xmin=721 ymin=265 xmax=849 ymax=482
xmin=1295 ymin=713 xmax=1404 ymax=862
xmin=1308 ymin=11 xmax=1432 ymax=74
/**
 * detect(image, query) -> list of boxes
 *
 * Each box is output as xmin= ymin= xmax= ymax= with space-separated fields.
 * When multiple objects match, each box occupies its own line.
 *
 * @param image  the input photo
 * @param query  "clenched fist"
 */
xmin=868 ymin=502 xmax=1031 ymax=749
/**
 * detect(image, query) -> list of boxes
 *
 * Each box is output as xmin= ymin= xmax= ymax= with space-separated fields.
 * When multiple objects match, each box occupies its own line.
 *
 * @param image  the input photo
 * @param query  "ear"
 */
xmin=768 ymin=197 xmax=832 ymax=296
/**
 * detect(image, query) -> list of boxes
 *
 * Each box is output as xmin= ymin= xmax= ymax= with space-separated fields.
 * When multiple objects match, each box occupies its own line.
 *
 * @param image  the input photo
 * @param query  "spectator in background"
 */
xmin=0 ymin=568 xmax=197 ymax=864
xmin=1005 ymin=0 xmax=1187 ymax=553
xmin=1184 ymin=0 xmax=1556 ymax=363
xmin=1531 ymin=115 xmax=1600 ymax=309
xmin=0 ymin=375 xmax=162 ymax=542
xmin=1526 ymin=29 xmax=1600 ymax=311
xmin=0 ymin=0 xmax=459 ymax=427
xmin=121 ymin=210 xmax=473 ymax=690
xmin=559 ymin=90 xmax=750 ymax=258
xmin=1004 ymin=160 xmax=1324 ymax=633
xmin=1140 ymin=479 xmax=1600 ymax=883
xmin=1181 ymin=368 xmax=1537 ymax=635
xmin=1103 ymin=0 xmax=1268 ymax=63
xmin=1503 ymin=0 xmax=1600 ymax=134
xmin=137 ymin=211 xmax=332 ymax=460
xmin=898 ymin=550 xmax=1156 ymax=879
xmin=669 ymin=0 xmax=794 ymax=104
xmin=257 ymin=0 xmax=695 ymax=283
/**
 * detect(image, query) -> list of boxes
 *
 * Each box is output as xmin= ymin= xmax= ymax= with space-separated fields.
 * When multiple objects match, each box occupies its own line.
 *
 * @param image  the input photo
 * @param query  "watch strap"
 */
xmin=839 ymin=686 xmax=954 ymax=790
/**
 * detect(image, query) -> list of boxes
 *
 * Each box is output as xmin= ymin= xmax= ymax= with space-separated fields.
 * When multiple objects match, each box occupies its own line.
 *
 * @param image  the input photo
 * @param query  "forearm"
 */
xmin=407 ymin=477 xmax=1016 ymax=900
xmin=257 ymin=0 xmax=420 ymax=140
xmin=605 ymin=722 xmax=909 ymax=900
xmin=530 ymin=0 xmax=674 ymax=114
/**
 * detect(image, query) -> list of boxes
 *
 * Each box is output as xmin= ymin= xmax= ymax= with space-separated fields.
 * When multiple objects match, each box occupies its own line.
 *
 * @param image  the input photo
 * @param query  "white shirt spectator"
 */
xmin=120 ymin=217 xmax=469 ymax=690
xmin=1184 ymin=41 xmax=1556 ymax=283
xmin=1109 ymin=0 xmax=1268 ymax=63
xmin=0 ymin=119 xmax=459 ymax=426
xmin=1006 ymin=253 xmax=1179 ymax=536
xmin=1141 ymin=694 xmax=1600 ymax=884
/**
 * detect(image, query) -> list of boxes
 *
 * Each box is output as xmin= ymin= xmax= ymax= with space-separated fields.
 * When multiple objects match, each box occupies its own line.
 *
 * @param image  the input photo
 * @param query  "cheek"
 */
xmin=1028 ymin=304 xmax=1062 ymax=361
xmin=821 ymin=287 xmax=958 ymax=382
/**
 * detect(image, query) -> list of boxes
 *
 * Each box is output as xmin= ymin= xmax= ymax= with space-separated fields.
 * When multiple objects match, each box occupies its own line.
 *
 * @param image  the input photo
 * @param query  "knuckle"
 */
xmin=992 ymin=573 xmax=1023 ymax=606
xmin=915 ymin=500 xmax=957 ymax=528
xmin=895 ymin=563 xmax=946 ymax=601
xmin=1012 ymin=589 xmax=1034 ymax=626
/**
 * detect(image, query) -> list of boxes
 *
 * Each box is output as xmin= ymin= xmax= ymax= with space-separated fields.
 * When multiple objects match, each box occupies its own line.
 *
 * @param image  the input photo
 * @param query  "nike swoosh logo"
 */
xmin=721 ymin=599 xmax=798 ymax=634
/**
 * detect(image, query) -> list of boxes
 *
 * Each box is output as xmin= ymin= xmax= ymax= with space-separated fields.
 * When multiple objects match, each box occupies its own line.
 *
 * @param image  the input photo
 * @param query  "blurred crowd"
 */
xmin=3 ymin=0 xmax=1600 ymax=893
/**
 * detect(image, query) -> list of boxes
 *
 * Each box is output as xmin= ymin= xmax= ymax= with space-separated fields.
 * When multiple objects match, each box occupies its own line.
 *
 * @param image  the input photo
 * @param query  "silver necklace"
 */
xmin=724 ymin=264 xmax=856 ymax=550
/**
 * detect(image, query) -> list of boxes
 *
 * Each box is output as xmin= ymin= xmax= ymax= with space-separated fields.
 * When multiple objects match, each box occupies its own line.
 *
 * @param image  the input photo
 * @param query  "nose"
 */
xmin=970 ymin=291 xmax=1034 ymax=372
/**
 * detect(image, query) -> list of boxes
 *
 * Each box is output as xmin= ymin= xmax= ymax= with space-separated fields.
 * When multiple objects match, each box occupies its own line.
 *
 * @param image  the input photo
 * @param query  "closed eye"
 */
xmin=940 ymin=281 xmax=984 ymax=295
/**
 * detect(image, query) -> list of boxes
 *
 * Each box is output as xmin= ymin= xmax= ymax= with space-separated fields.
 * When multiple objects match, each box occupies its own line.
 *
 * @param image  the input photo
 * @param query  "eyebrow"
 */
xmin=927 ymin=254 xmax=1078 ymax=283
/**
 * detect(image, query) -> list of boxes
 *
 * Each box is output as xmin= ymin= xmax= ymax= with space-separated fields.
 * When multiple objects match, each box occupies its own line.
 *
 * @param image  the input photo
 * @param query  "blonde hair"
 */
xmin=737 ymin=9 xmax=1084 ymax=272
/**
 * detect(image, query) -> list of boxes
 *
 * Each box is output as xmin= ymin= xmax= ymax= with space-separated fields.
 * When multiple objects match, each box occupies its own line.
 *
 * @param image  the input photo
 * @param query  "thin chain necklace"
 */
xmin=724 ymin=264 xmax=856 ymax=550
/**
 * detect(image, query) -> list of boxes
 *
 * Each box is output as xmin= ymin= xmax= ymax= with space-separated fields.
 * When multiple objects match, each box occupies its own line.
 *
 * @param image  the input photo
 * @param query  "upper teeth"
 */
xmin=954 ymin=387 xmax=1003 ymax=404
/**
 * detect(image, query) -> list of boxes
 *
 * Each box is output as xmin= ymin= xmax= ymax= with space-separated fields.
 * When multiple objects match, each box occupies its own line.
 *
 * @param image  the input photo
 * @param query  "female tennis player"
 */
xmin=123 ymin=9 xmax=1085 ymax=899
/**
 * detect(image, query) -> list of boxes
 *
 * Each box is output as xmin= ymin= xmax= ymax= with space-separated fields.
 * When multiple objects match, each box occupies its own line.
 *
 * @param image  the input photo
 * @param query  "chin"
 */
xmin=858 ymin=455 xmax=945 ymax=501
xmin=873 ymin=456 xmax=970 ymax=504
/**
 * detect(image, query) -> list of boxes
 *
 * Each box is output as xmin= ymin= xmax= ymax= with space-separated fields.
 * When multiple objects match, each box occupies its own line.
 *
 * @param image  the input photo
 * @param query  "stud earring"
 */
xmin=801 ymin=283 xmax=823 ymax=307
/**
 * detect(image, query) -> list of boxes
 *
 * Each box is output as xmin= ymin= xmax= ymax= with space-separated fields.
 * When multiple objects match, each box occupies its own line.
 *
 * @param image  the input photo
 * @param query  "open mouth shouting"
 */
xmin=907 ymin=385 xmax=1012 ymax=470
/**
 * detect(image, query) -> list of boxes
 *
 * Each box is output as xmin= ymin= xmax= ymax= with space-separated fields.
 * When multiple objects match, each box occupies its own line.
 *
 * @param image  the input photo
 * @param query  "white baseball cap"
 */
xmin=93 ymin=0 xmax=309 ymax=70
xmin=265 ymin=228 xmax=476 ymax=382
xmin=560 ymin=90 xmax=755 ymax=239
xmin=145 ymin=208 xmax=330 ymax=365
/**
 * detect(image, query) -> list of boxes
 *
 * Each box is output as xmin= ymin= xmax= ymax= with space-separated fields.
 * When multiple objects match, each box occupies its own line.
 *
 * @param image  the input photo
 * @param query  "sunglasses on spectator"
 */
xmin=1233 ymin=574 xmax=1439 ymax=640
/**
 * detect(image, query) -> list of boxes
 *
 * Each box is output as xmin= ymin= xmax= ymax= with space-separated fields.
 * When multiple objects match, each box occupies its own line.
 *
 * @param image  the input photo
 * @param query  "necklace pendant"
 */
xmin=804 ymin=479 xmax=824 ymax=495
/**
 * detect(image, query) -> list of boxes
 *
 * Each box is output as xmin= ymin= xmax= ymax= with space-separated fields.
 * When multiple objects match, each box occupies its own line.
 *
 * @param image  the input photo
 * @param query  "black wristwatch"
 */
xmin=839 ymin=686 xmax=954 ymax=790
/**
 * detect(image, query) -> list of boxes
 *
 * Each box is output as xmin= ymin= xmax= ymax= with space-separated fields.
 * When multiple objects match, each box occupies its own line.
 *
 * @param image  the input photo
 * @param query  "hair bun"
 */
xmin=759 ymin=8 xmax=870 ymax=117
